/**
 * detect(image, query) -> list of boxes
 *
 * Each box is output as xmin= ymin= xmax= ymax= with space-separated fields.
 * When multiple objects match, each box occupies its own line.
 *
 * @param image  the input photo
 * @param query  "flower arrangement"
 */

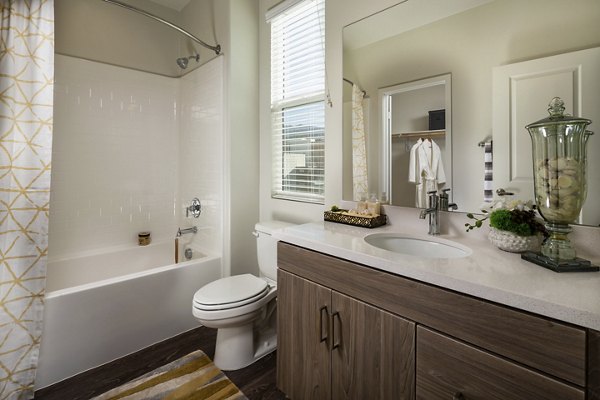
xmin=465 ymin=199 xmax=547 ymax=237
xmin=465 ymin=200 xmax=547 ymax=253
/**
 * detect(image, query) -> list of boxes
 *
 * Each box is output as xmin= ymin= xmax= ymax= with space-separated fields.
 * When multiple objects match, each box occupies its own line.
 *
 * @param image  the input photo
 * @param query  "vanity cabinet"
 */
xmin=277 ymin=269 xmax=415 ymax=400
xmin=417 ymin=327 xmax=583 ymax=400
xmin=276 ymin=242 xmax=598 ymax=400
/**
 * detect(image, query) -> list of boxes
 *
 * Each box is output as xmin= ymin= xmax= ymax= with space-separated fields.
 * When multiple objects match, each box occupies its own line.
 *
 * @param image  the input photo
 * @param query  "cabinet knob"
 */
xmin=452 ymin=392 xmax=465 ymax=400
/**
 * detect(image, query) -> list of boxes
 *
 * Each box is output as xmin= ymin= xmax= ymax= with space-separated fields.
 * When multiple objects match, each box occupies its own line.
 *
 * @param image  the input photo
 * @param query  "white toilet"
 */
xmin=192 ymin=221 xmax=293 ymax=371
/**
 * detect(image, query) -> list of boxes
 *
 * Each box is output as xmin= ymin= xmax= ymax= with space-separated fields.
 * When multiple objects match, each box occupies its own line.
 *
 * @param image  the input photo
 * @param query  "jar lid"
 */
xmin=525 ymin=97 xmax=591 ymax=130
xmin=138 ymin=231 xmax=151 ymax=237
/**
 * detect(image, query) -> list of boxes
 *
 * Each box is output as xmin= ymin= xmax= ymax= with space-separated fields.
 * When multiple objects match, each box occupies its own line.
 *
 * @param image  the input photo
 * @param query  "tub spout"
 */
xmin=177 ymin=226 xmax=198 ymax=237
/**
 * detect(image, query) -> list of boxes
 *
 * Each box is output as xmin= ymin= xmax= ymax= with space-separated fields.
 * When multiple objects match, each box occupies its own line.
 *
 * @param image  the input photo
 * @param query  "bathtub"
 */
xmin=35 ymin=241 xmax=221 ymax=389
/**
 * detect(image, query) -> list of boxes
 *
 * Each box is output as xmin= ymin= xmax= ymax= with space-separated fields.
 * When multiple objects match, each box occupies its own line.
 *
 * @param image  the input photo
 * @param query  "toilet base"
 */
xmin=213 ymin=320 xmax=276 ymax=371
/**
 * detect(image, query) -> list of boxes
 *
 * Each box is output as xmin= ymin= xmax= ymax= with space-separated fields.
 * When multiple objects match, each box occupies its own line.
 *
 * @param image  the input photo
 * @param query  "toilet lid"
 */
xmin=193 ymin=274 xmax=270 ymax=310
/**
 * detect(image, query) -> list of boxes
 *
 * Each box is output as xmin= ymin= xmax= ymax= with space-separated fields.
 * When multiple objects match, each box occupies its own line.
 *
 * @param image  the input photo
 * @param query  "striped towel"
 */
xmin=484 ymin=141 xmax=493 ymax=202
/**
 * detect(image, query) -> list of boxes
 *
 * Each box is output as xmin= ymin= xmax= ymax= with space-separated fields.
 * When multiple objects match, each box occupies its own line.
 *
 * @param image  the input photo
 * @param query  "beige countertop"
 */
xmin=272 ymin=206 xmax=600 ymax=331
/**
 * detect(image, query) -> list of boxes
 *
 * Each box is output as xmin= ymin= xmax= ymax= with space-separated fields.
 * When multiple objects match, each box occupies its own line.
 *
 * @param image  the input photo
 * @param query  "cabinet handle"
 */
xmin=332 ymin=311 xmax=341 ymax=349
xmin=319 ymin=306 xmax=329 ymax=343
xmin=452 ymin=392 xmax=465 ymax=400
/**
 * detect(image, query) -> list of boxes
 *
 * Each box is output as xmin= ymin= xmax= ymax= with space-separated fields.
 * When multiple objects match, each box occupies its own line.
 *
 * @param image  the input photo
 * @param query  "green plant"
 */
xmin=330 ymin=205 xmax=348 ymax=213
xmin=465 ymin=201 xmax=547 ymax=237
xmin=464 ymin=210 xmax=489 ymax=232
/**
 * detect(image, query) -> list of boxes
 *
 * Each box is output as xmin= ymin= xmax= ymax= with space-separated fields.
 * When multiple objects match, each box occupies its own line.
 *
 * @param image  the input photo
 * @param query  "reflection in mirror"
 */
xmin=342 ymin=0 xmax=600 ymax=226
xmin=380 ymin=74 xmax=452 ymax=208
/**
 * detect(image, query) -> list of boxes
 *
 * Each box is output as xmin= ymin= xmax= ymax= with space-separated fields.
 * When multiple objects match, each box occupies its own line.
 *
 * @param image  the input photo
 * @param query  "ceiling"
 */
xmin=147 ymin=0 xmax=191 ymax=12
xmin=344 ymin=0 xmax=494 ymax=50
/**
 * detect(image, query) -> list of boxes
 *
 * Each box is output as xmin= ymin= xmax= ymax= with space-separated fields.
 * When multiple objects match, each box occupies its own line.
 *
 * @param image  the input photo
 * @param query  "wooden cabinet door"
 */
xmin=277 ymin=269 xmax=331 ymax=400
xmin=331 ymin=292 xmax=415 ymax=400
xmin=416 ymin=326 xmax=584 ymax=400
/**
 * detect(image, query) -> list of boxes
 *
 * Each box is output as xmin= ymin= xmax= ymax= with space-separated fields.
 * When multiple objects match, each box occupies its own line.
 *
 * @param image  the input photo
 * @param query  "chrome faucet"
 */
xmin=439 ymin=188 xmax=458 ymax=211
xmin=419 ymin=190 xmax=440 ymax=235
xmin=177 ymin=226 xmax=198 ymax=237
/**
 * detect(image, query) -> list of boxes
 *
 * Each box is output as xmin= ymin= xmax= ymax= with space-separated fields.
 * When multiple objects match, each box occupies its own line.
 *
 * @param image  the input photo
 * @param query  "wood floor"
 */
xmin=34 ymin=326 xmax=286 ymax=400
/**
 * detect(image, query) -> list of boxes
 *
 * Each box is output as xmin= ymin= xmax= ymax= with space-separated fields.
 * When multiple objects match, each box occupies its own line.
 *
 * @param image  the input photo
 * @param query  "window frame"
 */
xmin=269 ymin=0 xmax=326 ymax=204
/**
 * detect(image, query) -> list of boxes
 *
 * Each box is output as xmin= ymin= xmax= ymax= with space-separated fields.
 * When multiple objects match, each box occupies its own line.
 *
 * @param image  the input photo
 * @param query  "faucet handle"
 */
xmin=427 ymin=190 xmax=438 ymax=208
xmin=186 ymin=197 xmax=202 ymax=218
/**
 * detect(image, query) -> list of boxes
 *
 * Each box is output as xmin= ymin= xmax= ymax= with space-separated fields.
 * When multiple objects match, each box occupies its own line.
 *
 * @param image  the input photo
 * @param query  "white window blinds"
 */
xmin=270 ymin=0 xmax=325 ymax=203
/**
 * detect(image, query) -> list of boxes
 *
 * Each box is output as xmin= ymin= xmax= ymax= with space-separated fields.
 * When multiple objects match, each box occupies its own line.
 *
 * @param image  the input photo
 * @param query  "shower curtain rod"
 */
xmin=343 ymin=78 xmax=366 ymax=96
xmin=101 ymin=0 xmax=221 ymax=55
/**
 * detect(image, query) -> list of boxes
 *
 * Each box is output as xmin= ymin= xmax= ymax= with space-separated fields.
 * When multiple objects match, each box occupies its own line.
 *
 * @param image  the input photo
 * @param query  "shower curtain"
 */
xmin=0 ymin=1 xmax=54 ymax=399
xmin=351 ymin=84 xmax=368 ymax=200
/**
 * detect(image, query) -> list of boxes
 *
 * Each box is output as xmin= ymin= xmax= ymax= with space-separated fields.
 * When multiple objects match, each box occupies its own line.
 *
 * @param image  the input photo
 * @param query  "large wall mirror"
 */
xmin=342 ymin=0 xmax=600 ymax=226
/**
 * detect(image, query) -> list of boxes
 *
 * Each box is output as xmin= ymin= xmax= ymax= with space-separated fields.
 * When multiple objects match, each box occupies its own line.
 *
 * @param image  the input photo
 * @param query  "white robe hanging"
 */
xmin=408 ymin=139 xmax=446 ymax=208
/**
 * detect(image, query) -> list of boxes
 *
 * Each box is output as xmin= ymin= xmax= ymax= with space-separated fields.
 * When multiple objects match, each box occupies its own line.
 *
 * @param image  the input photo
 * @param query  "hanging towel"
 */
xmin=351 ymin=83 xmax=368 ymax=200
xmin=484 ymin=141 xmax=493 ymax=202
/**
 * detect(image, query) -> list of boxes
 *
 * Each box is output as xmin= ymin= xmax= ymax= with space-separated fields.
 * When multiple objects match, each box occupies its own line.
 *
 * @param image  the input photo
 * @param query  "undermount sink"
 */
xmin=364 ymin=233 xmax=471 ymax=259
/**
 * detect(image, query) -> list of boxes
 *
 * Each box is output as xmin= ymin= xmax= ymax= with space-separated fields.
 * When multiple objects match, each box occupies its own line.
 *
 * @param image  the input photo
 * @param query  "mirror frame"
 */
xmin=379 ymin=74 xmax=452 ymax=205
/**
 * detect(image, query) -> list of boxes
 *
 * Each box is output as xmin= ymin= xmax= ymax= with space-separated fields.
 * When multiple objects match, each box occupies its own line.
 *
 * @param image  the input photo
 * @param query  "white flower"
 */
xmin=480 ymin=199 xmax=535 ymax=213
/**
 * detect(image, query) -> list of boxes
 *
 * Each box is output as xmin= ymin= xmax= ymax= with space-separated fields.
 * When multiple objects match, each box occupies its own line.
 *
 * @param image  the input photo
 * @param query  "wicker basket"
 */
xmin=324 ymin=211 xmax=386 ymax=228
xmin=488 ymin=227 xmax=541 ymax=253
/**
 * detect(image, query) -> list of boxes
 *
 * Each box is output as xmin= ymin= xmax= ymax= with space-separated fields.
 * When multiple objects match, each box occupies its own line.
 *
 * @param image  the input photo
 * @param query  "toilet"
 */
xmin=192 ymin=220 xmax=293 ymax=371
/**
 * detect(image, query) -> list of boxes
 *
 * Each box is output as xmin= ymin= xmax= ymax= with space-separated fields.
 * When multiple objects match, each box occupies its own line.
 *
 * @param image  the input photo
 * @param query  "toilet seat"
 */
xmin=193 ymin=274 xmax=270 ymax=311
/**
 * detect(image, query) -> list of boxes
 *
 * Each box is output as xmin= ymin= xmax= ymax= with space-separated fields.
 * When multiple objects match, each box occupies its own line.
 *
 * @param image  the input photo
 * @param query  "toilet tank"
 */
xmin=255 ymin=221 xmax=294 ymax=282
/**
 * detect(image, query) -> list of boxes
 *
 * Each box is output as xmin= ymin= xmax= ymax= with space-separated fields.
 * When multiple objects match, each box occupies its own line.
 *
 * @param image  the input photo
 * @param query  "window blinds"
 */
xmin=270 ymin=0 xmax=325 ymax=203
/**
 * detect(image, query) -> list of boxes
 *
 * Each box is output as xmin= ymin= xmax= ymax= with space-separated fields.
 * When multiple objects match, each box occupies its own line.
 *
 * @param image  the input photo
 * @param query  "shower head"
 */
xmin=176 ymin=57 xmax=189 ymax=69
xmin=176 ymin=54 xmax=200 ymax=69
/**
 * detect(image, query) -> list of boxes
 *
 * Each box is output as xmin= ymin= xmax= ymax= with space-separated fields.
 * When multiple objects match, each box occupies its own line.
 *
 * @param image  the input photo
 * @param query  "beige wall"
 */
xmin=55 ymin=0 xmax=181 ymax=76
xmin=56 ymin=0 xmax=225 ymax=77
xmin=223 ymin=0 xmax=261 ymax=276
xmin=179 ymin=0 xmax=222 ymax=71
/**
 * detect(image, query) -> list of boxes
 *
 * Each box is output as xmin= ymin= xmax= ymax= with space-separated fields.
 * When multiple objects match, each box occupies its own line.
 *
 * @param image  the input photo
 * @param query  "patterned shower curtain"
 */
xmin=351 ymin=84 xmax=368 ymax=200
xmin=0 ymin=1 xmax=54 ymax=399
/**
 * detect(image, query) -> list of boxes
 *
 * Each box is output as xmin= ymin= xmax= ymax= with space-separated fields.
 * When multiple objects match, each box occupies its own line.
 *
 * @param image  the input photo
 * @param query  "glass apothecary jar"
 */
xmin=524 ymin=97 xmax=594 ymax=268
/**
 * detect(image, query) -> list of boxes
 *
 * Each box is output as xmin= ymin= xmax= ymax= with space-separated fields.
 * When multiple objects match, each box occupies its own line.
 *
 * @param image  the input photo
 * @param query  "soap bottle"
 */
xmin=356 ymin=193 xmax=368 ymax=214
xmin=380 ymin=192 xmax=389 ymax=205
xmin=367 ymin=193 xmax=380 ymax=216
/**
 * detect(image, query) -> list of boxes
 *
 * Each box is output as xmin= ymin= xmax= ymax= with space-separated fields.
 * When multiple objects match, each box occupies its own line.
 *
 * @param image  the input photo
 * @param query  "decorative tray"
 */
xmin=323 ymin=211 xmax=387 ymax=229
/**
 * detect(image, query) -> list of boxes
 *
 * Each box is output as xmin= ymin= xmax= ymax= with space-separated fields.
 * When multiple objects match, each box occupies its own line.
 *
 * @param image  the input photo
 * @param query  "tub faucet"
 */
xmin=419 ymin=190 xmax=440 ymax=235
xmin=177 ymin=226 xmax=198 ymax=237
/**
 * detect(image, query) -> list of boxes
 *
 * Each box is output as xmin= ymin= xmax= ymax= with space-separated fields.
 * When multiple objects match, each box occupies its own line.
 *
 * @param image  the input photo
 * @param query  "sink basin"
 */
xmin=364 ymin=233 xmax=471 ymax=259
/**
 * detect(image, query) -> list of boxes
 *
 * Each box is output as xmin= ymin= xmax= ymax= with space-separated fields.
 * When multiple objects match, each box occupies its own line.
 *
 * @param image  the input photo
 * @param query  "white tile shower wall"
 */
xmin=178 ymin=57 xmax=224 ymax=256
xmin=49 ymin=55 xmax=179 ymax=259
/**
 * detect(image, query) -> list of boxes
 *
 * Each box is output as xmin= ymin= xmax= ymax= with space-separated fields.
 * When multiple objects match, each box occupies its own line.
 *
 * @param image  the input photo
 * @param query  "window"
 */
xmin=269 ymin=0 xmax=325 ymax=203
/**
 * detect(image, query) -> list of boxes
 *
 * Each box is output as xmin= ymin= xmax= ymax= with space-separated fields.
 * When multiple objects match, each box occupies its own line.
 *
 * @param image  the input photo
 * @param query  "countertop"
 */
xmin=272 ymin=212 xmax=600 ymax=331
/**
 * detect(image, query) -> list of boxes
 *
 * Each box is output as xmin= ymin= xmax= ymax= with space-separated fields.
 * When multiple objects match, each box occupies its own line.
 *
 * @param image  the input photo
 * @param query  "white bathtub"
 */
xmin=35 ymin=241 xmax=221 ymax=389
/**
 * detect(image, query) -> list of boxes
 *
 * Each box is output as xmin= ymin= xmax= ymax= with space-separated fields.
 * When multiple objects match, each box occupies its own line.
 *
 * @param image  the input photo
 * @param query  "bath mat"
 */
xmin=91 ymin=350 xmax=247 ymax=400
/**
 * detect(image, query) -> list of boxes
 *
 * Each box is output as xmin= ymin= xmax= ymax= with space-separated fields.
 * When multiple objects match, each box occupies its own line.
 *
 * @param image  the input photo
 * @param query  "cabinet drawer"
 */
xmin=416 ymin=327 xmax=584 ymax=400
xmin=278 ymin=242 xmax=587 ymax=386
